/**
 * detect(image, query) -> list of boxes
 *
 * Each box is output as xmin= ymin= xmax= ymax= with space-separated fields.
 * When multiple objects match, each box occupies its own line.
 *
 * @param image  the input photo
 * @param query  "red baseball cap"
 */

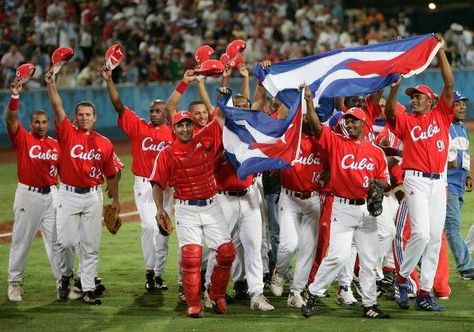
xmin=172 ymin=111 xmax=193 ymax=125
xmin=405 ymin=84 xmax=435 ymax=100
xmin=342 ymin=107 xmax=367 ymax=122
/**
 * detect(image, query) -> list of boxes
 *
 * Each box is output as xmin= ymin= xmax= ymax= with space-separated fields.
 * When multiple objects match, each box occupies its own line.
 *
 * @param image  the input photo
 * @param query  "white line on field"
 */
xmin=0 ymin=210 xmax=139 ymax=238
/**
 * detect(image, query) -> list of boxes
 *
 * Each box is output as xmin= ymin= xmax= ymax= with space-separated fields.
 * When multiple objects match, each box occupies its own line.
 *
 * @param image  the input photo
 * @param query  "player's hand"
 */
xmin=183 ymin=69 xmax=197 ymax=84
xmin=222 ymin=65 xmax=232 ymax=79
xmin=259 ymin=60 xmax=272 ymax=69
xmin=390 ymin=76 xmax=403 ymax=88
xmin=44 ymin=70 xmax=56 ymax=86
xmin=218 ymin=86 xmax=231 ymax=95
xmin=466 ymin=176 xmax=473 ymax=192
xmin=101 ymin=65 xmax=112 ymax=81
xmin=238 ymin=64 xmax=249 ymax=78
xmin=299 ymin=83 xmax=312 ymax=100
xmin=10 ymin=82 xmax=23 ymax=96
xmin=434 ymin=33 xmax=445 ymax=49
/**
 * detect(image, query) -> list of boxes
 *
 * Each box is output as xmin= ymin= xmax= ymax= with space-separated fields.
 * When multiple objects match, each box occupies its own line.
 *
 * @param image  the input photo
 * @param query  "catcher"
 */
xmin=300 ymin=89 xmax=391 ymax=319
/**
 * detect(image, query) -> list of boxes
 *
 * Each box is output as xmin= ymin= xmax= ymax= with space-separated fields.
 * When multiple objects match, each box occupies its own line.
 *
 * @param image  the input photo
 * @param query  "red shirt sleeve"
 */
xmin=7 ymin=121 xmax=25 ymax=148
xmin=102 ymin=143 xmax=119 ymax=178
xmin=366 ymin=98 xmax=382 ymax=127
xmin=433 ymin=97 xmax=454 ymax=126
xmin=150 ymin=149 xmax=171 ymax=189
xmin=388 ymin=111 xmax=408 ymax=139
xmin=118 ymin=107 xmax=141 ymax=137
xmin=55 ymin=117 xmax=74 ymax=142
xmin=317 ymin=125 xmax=338 ymax=153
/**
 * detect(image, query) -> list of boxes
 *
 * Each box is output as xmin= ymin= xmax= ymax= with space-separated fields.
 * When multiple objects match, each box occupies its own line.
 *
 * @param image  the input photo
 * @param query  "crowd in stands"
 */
xmin=0 ymin=0 xmax=473 ymax=89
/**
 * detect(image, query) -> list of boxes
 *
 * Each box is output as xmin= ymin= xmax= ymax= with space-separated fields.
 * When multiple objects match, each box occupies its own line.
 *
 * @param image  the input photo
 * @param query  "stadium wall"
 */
xmin=0 ymin=71 xmax=473 ymax=148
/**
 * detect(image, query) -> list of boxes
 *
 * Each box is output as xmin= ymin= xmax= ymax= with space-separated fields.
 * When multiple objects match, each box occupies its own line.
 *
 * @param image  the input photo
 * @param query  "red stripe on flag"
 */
xmin=346 ymin=37 xmax=439 ymax=76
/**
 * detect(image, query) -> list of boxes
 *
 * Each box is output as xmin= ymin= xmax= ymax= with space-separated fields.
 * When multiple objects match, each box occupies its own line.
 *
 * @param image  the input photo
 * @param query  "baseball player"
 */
xmin=45 ymin=71 xmax=120 ymax=305
xmin=6 ymin=82 xmax=62 ymax=302
xmin=150 ymin=107 xmax=235 ymax=318
xmin=445 ymin=90 xmax=474 ymax=279
xmin=208 ymin=84 xmax=274 ymax=311
xmin=385 ymin=34 xmax=454 ymax=311
xmin=102 ymin=66 xmax=174 ymax=292
xmin=270 ymin=108 xmax=324 ymax=309
xmin=301 ymin=90 xmax=391 ymax=319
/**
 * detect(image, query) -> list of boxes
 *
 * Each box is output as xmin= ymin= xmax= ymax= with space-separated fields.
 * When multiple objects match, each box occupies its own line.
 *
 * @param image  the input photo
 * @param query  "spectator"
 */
xmin=1 ymin=44 xmax=25 ymax=88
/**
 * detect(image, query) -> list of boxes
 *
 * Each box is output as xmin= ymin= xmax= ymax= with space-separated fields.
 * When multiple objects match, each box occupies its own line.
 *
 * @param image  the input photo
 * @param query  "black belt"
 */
xmin=285 ymin=189 xmax=314 ymax=200
xmin=337 ymin=197 xmax=366 ymax=205
xmin=219 ymin=189 xmax=248 ymax=197
xmin=65 ymin=185 xmax=98 ymax=194
xmin=28 ymin=186 xmax=51 ymax=195
xmin=408 ymin=170 xmax=441 ymax=180
xmin=178 ymin=198 xmax=214 ymax=206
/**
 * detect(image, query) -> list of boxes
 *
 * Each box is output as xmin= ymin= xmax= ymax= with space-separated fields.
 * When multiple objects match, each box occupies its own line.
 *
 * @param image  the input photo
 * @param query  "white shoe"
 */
xmin=8 ymin=284 xmax=23 ymax=302
xmin=203 ymin=289 xmax=212 ymax=309
xmin=270 ymin=272 xmax=285 ymax=297
xmin=250 ymin=293 xmax=274 ymax=311
xmin=68 ymin=289 xmax=83 ymax=300
xmin=287 ymin=291 xmax=306 ymax=308
xmin=336 ymin=286 xmax=359 ymax=306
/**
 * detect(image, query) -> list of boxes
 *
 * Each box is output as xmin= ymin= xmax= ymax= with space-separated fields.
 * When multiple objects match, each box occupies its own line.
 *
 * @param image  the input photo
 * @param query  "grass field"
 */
xmin=1 ymin=141 xmax=474 ymax=331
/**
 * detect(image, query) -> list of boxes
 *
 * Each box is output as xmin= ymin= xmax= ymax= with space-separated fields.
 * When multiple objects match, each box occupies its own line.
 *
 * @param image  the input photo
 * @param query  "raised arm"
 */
xmin=303 ymin=85 xmax=322 ymax=138
xmin=253 ymin=60 xmax=272 ymax=111
xmin=6 ymin=82 xmax=22 ymax=134
xmin=165 ymin=69 xmax=197 ymax=122
xmin=436 ymin=34 xmax=454 ymax=105
xmin=44 ymin=71 xmax=66 ymax=125
xmin=102 ymin=65 xmax=125 ymax=115
xmin=238 ymin=64 xmax=250 ymax=100
xmin=385 ymin=76 xmax=402 ymax=125
xmin=197 ymin=76 xmax=215 ymax=113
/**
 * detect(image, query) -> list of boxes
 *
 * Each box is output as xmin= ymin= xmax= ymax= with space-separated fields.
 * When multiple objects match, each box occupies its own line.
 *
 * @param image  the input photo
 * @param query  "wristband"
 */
xmin=8 ymin=95 xmax=19 ymax=111
xmin=257 ymin=80 xmax=263 ymax=86
xmin=175 ymin=80 xmax=188 ymax=94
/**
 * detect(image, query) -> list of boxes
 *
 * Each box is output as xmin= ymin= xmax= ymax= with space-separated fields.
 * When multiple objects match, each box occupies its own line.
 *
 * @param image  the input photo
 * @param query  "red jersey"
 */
xmin=375 ymin=125 xmax=403 ymax=150
xmin=150 ymin=119 xmax=222 ymax=199
xmin=389 ymin=98 xmax=453 ymax=173
xmin=8 ymin=121 xmax=59 ymax=187
xmin=336 ymin=98 xmax=381 ymax=142
xmin=56 ymin=118 xmax=117 ymax=187
xmin=215 ymin=153 xmax=253 ymax=191
xmin=280 ymin=133 xmax=325 ymax=192
xmin=118 ymin=107 xmax=172 ymax=177
xmin=317 ymin=126 xmax=389 ymax=199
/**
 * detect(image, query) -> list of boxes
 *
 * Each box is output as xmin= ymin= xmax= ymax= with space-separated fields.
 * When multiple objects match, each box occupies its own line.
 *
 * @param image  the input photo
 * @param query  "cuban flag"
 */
xmin=254 ymin=34 xmax=440 ymax=116
xmin=218 ymin=91 xmax=303 ymax=179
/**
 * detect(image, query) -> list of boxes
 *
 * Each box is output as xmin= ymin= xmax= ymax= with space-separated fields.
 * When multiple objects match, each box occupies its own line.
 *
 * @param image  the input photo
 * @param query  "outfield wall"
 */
xmin=0 ymin=70 xmax=473 ymax=147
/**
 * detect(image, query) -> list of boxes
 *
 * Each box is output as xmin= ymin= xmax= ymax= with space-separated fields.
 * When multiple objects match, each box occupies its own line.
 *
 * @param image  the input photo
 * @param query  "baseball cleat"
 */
xmin=287 ymin=291 xmax=306 ymax=308
xmin=233 ymin=280 xmax=249 ymax=300
xmin=415 ymin=295 xmax=444 ymax=312
xmin=301 ymin=293 xmax=318 ymax=318
xmin=154 ymin=275 xmax=168 ymax=290
xmin=336 ymin=286 xmax=359 ymax=306
xmin=394 ymin=283 xmax=410 ymax=309
xmin=145 ymin=271 xmax=156 ymax=292
xmin=250 ymin=293 xmax=274 ymax=311
xmin=187 ymin=305 xmax=203 ymax=318
xmin=363 ymin=305 xmax=391 ymax=319
xmin=8 ymin=284 xmax=23 ymax=302
xmin=460 ymin=268 xmax=474 ymax=280
xmin=270 ymin=272 xmax=285 ymax=297
xmin=83 ymin=291 xmax=102 ymax=305
xmin=57 ymin=275 xmax=72 ymax=301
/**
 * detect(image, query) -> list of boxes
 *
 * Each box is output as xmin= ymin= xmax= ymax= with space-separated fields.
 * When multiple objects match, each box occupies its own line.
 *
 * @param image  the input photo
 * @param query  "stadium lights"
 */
xmin=428 ymin=2 xmax=437 ymax=10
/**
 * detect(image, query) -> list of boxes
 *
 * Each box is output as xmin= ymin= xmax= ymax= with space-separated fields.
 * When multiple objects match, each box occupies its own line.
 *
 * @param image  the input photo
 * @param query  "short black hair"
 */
xmin=30 ymin=110 xmax=49 ymax=121
xmin=74 ymin=101 xmax=97 ymax=115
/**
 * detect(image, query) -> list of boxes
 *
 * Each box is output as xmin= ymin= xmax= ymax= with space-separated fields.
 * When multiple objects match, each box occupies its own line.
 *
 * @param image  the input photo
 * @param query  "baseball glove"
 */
xmin=156 ymin=212 xmax=174 ymax=236
xmin=367 ymin=180 xmax=385 ymax=217
xmin=103 ymin=204 xmax=121 ymax=234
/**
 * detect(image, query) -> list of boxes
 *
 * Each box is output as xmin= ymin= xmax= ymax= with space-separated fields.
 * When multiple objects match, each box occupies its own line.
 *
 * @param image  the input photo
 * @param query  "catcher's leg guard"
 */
xmin=181 ymin=244 xmax=203 ymax=316
xmin=209 ymin=242 xmax=236 ymax=314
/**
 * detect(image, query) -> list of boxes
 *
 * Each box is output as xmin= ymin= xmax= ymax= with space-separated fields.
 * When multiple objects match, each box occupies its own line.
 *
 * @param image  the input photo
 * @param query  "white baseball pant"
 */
xmin=308 ymin=199 xmax=379 ymax=306
xmin=214 ymin=184 xmax=264 ymax=296
xmin=399 ymin=171 xmax=446 ymax=291
xmin=134 ymin=176 xmax=173 ymax=275
xmin=275 ymin=190 xmax=320 ymax=293
xmin=8 ymin=184 xmax=62 ymax=284
xmin=56 ymin=184 xmax=103 ymax=292
xmin=375 ymin=193 xmax=398 ymax=279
